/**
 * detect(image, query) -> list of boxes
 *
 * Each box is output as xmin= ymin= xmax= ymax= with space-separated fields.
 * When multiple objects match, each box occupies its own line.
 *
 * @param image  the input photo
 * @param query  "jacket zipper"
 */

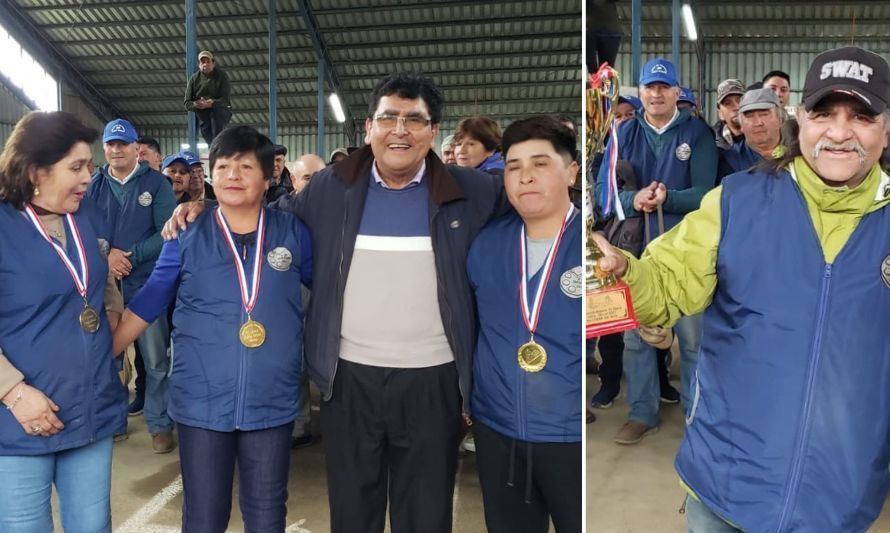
xmin=326 ymin=189 xmax=350 ymax=399
xmin=233 ymin=250 xmax=251 ymax=430
xmin=83 ymin=320 xmax=95 ymax=443
xmin=775 ymin=263 xmax=832 ymax=531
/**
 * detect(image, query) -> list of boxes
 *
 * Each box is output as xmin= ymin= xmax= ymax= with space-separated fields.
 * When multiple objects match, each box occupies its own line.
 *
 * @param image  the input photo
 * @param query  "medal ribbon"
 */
xmin=215 ymin=208 xmax=266 ymax=316
xmin=519 ymin=204 xmax=576 ymax=337
xmin=23 ymin=205 xmax=89 ymax=298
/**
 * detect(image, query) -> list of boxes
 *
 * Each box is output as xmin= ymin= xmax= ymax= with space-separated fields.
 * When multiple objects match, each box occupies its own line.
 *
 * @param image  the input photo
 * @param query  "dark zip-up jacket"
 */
xmin=271 ymin=146 xmax=510 ymax=414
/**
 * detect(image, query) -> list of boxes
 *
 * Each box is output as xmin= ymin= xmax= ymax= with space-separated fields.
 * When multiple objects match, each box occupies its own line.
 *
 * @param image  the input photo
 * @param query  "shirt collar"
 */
xmin=109 ymin=160 xmax=141 ymax=185
xmin=643 ymin=108 xmax=680 ymax=135
xmin=371 ymin=159 xmax=426 ymax=189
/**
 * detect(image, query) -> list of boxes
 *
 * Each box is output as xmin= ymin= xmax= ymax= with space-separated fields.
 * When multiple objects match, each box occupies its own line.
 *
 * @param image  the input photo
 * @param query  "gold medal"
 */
xmin=79 ymin=305 xmax=100 ymax=333
xmin=517 ymin=340 xmax=547 ymax=373
xmin=239 ymin=319 xmax=266 ymax=348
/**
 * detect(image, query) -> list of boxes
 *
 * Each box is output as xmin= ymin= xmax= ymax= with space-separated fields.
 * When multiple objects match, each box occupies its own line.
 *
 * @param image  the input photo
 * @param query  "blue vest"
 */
xmin=87 ymin=165 xmax=171 ymax=302
xmin=170 ymin=207 xmax=306 ymax=432
xmin=468 ymin=212 xmax=582 ymax=442
xmin=0 ymin=201 xmax=126 ymax=455
xmin=617 ymin=113 xmax=713 ymax=241
xmin=675 ymin=170 xmax=890 ymax=532
xmin=721 ymin=141 xmax=763 ymax=176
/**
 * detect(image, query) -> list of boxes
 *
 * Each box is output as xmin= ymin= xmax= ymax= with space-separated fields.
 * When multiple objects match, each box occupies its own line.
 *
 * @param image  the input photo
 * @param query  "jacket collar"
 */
xmin=334 ymin=145 xmax=465 ymax=204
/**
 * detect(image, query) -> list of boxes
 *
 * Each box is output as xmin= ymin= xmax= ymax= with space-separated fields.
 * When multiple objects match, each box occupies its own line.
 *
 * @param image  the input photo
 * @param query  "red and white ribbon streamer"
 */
xmin=215 ymin=208 xmax=266 ymax=315
xmin=519 ymin=204 xmax=576 ymax=337
xmin=24 ymin=205 xmax=89 ymax=298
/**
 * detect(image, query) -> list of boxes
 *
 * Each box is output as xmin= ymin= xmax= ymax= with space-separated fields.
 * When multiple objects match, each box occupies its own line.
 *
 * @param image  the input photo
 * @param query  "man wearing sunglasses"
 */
xmin=166 ymin=72 xmax=510 ymax=533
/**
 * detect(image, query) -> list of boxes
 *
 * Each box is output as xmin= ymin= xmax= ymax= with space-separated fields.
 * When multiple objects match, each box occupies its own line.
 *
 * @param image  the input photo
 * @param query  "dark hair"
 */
xmin=453 ymin=117 xmax=502 ymax=152
xmin=136 ymin=136 xmax=161 ymax=154
xmin=762 ymin=70 xmax=791 ymax=85
xmin=273 ymin=144 xmax=287 ymax=156
xmin=0 ymin=111 xmax=98 ymax=209
xmin=368 ymin=72 xmax=444 ymax=125
xmin=501 ymin=115 xmax=578 ymax=162
xmin=556 ymin=113 xmax=577 ymax=132
xmin=209 ymin=125 xmax=275 ymax=181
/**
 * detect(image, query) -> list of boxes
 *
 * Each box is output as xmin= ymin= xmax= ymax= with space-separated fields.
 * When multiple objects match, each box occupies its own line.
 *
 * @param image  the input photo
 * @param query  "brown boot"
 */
xmin=151 ymin=431 xmax=175 ymax=454
xmin=614 ymin=420 xmax=658 ymax=445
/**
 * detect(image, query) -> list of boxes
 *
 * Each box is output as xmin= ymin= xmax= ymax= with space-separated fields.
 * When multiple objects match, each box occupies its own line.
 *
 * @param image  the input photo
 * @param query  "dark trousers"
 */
xmin=195 ymin=107 xmax=233 ymax=146
xmin=178 ymin=421 xmax=293 ymax=533
xmin=596 ymin=332 xmax=624 ymax=389
xmin=586 ymin=32 xmax=622 ymax=72
xmin=321 ymin=359 xmax=461 ymax=533
xmin=474 ymin=421 xmax=581 ymax=533
xmin=133 ymin=341 xmax=145 ymax=399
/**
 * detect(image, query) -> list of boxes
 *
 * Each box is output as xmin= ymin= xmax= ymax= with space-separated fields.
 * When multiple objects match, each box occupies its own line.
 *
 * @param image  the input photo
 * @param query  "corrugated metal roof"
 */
xmin=7 ymin=0 xmax=582 ymax=142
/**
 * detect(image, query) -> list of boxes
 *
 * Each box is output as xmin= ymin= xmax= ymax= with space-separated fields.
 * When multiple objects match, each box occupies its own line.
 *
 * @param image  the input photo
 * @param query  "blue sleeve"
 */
xmin=129 ymin=239 xmax=182 ymax=323
xmin=299 ymin=224 xmax=313 ymax=289
xmin=594 ymin=135 xmax=638 ymax=218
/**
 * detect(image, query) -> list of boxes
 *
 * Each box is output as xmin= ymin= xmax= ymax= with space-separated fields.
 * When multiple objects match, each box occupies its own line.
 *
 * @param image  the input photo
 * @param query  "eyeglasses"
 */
xmin=373 ymin=114 xmax=432 ymax=131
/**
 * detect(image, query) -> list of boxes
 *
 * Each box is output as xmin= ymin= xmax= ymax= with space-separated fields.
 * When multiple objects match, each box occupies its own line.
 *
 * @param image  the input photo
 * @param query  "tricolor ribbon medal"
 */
xmin=24 ymin=205 xmax=100 ymax=333
xmin=216 ymin=208 xmax=267 ymax=348
xmin=517 ymin=205 xmax=576 ymax=372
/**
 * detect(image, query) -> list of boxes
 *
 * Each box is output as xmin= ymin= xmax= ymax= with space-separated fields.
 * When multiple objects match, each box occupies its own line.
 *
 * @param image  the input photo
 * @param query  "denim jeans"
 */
xmin=685 ymin=496 xmax=742 ymax=533
xmin=137 ymin=313 xmax=173 ymax=434
xmin=623 ymin=313 xmax=703 ymax=426
xmin=178 ymin=421 xmax=293 ymax=533
xmin=0 ymin=437 xmax=113 ymax=532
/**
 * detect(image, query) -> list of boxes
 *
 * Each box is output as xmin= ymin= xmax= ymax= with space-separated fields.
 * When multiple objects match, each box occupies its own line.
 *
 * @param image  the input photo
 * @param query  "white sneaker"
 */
xmin=460 ymin=434 xmax=476 ymax=452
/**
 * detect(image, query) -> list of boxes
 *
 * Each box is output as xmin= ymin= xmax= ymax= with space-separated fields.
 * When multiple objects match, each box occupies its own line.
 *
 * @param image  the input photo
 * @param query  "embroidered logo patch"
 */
xmin=137 ymin=191 xmax=153 ymax=207
xmin=559 ymin=266 xmax=582 ymax=298
xmin=651 ymin=64 xmax=668 ymax=75
xmin=450 ymin=219 xmax=461 ymax=229
xmin=111 ymin=124 xmax=126 ymax=133
xmin=267 ymin=246 xmax=293 ymax=272
xmin=675 ymin=143 xmax=692 ymax=161
xmin=882 ymin=254 xmax=890 ymax=289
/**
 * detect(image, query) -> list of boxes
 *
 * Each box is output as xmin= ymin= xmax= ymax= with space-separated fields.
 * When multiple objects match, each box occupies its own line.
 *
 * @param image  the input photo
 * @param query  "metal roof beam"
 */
xmin=0 ymin=1 xmax=123 ymax=121
xmin=0 ymin=71 xmax=36 ymax=110
xmin=296 ymin=0 xmax=357 ymax=140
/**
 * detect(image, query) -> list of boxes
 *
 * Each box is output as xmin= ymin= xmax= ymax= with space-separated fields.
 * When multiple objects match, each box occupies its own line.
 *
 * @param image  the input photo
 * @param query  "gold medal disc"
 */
xmin=79 ymin=305 xmax=100 ymax=333
xmin=239 ymin=319 xmax=266 ymax=348
xmin=517 ymin=341 xmax=547 ymax=372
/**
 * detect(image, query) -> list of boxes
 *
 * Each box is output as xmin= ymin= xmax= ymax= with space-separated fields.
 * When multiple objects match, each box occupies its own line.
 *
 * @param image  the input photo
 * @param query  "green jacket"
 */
xmin=623 ymin=157 xmax=890 ymax=327
xmin=184 ymin=67 xmax=231 ymax=111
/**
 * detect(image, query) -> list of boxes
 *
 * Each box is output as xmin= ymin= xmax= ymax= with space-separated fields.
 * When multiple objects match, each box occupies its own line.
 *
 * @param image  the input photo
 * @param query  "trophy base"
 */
xmin=586 ymin=282 xmax=639 ymax=339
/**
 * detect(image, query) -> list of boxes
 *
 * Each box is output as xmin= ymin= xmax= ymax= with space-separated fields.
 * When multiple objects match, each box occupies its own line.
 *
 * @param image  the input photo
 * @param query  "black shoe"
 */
xmin=660 ymin=384 xmax=681 ymax=404
xmin=127 ymin=395 xmax=144 ymax=417
xmin=291 ymin=433 xmax=315 ymax=449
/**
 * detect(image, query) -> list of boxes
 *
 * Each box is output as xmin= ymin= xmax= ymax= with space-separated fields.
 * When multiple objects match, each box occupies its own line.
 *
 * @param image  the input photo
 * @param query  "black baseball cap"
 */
xmin=803 ymin=46 xmax=890 ymax=115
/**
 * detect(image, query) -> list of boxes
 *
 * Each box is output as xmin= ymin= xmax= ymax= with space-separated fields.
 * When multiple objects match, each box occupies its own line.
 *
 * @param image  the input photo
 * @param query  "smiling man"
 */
xmin=468 ymin=115 xmax=581 ymax=533
xmin=165 ymin=72 xmax=511 ymax=533
xmin=717 ymin=88 xmax=786 ymax=180
xmin=594 ymin=57 xmax=717 ymax=445
xmin=592 ymin=46 xmax=890 ymax=532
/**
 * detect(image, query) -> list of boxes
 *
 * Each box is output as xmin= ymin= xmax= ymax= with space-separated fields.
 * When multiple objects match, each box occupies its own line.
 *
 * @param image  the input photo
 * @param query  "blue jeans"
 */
xmin=685 ymin=496 xmax=741 ymax=533
xmin=178 ymin=421 xmax=293 ymax=533
xmin=623 ymin=314 xmax=703 ymax=426
xmin=137 ymin=314 xmax=173 ymax=434
xmin=0 ymin=437 xmax=113 ymax=532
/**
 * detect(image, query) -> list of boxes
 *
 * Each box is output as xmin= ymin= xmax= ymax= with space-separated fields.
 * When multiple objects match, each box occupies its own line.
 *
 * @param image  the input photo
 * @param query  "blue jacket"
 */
xmin=477 ymin=151 xmax=505 ymax=175
xmin=676 ymin=171 xmax=890 ymax=532
xmin=130 ymin=207 xmax=311 ymax=432
xmin=468 ymin=211 xmax=582 ymax=442
xmin=270 ymin=146 xmax=510 ymax=415
xmin=0 ymin=201 xmax=126 ymax=455
xmin=87 ymin=162 xmax=175 ymax=303
xmin=598 ymin=108 xmax=717 ymax=244
xmin=717 ymin=140 xmax=763 ymax=184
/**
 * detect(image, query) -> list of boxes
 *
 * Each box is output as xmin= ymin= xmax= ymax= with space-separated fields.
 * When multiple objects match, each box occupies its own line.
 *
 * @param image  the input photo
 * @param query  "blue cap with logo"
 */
xmin=639 ymin=58 xmax=679 ymax=87
xmin=180 ymin=151 xmax=203 ymax=167
xmin=103 ymin=118 xmax=138 ymax=144
xmin=162 ymin=154 xmax=190 ymax=171
xmin=618 ymin=95 xmax=643 ymax=111
xmin=679 ymin=87 xmax=697 ymax=106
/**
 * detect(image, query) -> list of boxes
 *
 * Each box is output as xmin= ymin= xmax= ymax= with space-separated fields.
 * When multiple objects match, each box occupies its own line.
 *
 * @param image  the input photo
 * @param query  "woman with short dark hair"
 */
xmin=113 ymin=125 xmax=313 ymax=532
xmin=453 ymin=116 xmax=505 ymax=174
xmin=0 ymin=111 xmax=127 ymax=532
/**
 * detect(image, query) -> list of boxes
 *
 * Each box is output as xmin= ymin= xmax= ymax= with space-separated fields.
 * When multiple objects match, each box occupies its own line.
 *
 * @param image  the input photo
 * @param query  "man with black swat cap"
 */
xmin=592 ymin=46 xmax=890 ymax=532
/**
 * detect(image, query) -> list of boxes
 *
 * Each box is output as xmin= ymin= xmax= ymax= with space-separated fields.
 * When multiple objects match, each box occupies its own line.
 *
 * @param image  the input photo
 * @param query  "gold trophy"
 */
xmin=585 ymin=63 xmax=639 ymax=339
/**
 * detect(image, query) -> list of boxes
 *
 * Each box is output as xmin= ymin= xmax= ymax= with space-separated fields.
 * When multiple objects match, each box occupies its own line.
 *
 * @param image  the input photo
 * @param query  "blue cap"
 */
xmin=180 ymin=151 xmax=202 ymax=166
xmin=678 ymin=87 xmax=696 ymax=106
xmin=103 ymin=118 xmax=137 ymax=144
xmin=639 ymin=58 xmax=679 ymax=87
xmin=161 ymin=154 xmax=190 ymax=171
xmin=618 ymin=95 xmax=643 ymax=111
